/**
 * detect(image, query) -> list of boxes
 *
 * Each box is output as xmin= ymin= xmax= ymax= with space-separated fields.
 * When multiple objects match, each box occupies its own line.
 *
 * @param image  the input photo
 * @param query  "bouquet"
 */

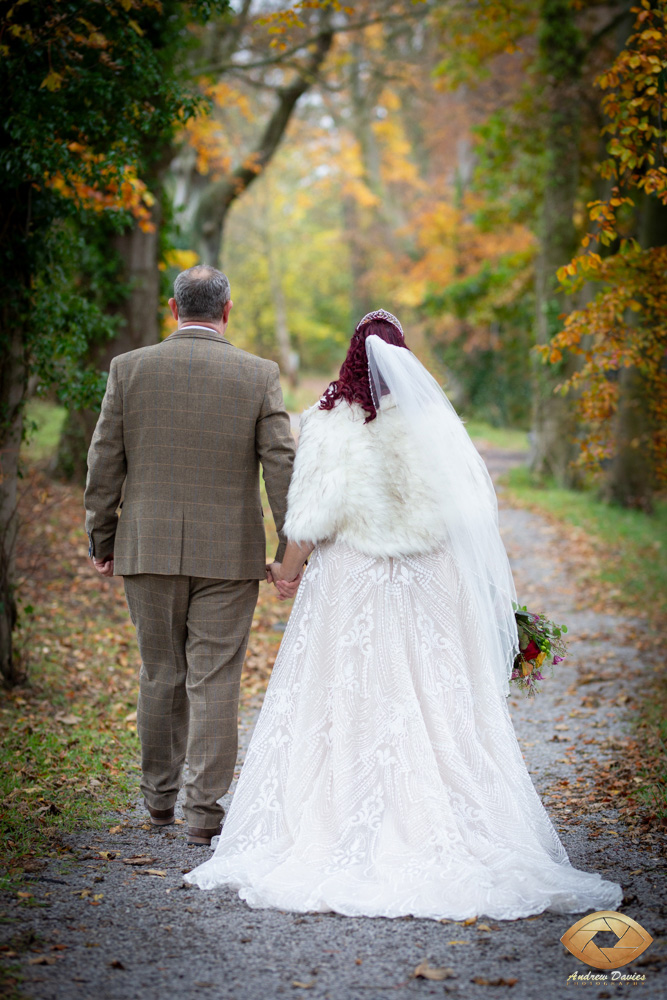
xmin=511 ymin=603 xmax=568 ymax=695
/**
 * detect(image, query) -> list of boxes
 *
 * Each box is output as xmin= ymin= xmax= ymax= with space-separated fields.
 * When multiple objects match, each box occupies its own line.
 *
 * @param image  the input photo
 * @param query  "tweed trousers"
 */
xmin=123 ymin=573 xmax=259 ymax=830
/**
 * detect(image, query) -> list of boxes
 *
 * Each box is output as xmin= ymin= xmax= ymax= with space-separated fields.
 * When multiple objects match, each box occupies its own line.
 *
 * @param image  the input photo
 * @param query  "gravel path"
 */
xmin=4 ymin=447 xmax=666 ymax=1000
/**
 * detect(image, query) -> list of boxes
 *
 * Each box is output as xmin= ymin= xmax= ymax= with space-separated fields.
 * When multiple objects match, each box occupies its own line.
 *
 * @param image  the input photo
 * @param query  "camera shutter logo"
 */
xmin=561 ymin=911 xmax=653 ymax=971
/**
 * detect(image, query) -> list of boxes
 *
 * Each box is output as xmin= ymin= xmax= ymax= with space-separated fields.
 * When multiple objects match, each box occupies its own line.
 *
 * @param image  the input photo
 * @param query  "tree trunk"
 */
xmin=0 ymin=310 xmax=27 ymax=686
xmin=602 ymin=365 xmax=655 ymax=511
xmin=601 ymin=195 xmax=667 ymax=509
xmin=56 ymin=199 xmax=163 ymax=482
xmin=530 ymin=0 xmax=583 ymax=485
xmin=265 ymin=221 xmax=298 ymax=388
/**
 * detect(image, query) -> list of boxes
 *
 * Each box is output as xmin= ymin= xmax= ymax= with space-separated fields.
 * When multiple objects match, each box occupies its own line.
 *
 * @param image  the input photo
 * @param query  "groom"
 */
xmin=84 ymin=264 xmax=297 ymax=845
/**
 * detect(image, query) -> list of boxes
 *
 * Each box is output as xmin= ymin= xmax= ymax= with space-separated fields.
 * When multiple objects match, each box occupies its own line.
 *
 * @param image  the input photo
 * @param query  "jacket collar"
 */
xmin=166 ymin=325 xmax=231 ymax=346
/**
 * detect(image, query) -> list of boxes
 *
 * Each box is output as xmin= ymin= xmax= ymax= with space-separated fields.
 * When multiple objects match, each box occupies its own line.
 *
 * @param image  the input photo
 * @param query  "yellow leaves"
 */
xmin=40 ymin=71 xmax=64 ymax=92
xmin=558 ymin=262 xmax=577 ymax=281
xmin=161 ymin=249 xmax=199 ymax=272
xmin=181 ymin=85 xmax=252 ymax=179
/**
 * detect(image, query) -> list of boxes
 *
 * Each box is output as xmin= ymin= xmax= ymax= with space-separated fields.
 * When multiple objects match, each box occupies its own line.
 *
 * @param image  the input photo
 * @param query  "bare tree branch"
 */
xmin=195 ymin=9 xmax=428 ymax=77
xmin=195 ymin=19 xmax=336 ymax=263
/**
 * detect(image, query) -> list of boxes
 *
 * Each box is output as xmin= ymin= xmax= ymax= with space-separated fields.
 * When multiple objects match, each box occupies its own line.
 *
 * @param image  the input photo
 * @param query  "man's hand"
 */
xmin=266 ymin=561 xmax=302 ymax=600
xmin=92 ymin=555 xmax=114 ymax=577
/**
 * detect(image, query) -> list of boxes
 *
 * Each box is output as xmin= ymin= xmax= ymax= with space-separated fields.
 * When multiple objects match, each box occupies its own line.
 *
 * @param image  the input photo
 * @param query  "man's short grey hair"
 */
xmin=173 ymin=265 xmax=231 ymax=321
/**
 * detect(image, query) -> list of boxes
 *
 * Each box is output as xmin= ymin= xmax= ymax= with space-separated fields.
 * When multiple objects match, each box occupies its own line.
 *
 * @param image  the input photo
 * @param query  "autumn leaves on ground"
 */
xmin=1 ymin=467 xmax=289 ymax=881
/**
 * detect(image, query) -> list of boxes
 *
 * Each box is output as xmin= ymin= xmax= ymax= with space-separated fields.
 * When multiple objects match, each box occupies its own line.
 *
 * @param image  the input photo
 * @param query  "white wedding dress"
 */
xmin=185 ymin=381 xmax=623 ymax=919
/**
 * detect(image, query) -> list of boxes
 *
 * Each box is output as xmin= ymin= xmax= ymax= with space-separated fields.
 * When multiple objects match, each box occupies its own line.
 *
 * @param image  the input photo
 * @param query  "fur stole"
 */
xmin=283 ymin=397 xmax=451 ymax=558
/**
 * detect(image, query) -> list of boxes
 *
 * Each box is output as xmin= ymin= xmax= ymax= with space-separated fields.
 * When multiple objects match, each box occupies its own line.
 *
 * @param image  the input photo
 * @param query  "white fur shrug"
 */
xmin=283 ymin=397 xmax=451 ymax=559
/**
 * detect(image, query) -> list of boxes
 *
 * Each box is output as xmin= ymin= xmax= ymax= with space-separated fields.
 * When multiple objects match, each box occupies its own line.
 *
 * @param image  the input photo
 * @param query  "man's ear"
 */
xmin=223 ymin=299 xmax=233 ymax=325
xmin=168 ymin=297 xmax=179 ymax=322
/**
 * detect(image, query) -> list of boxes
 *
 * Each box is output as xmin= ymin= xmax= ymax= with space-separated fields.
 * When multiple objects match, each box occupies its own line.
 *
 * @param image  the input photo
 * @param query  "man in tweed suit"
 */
xmin=84 ymin=265 xmax=297 ymax=845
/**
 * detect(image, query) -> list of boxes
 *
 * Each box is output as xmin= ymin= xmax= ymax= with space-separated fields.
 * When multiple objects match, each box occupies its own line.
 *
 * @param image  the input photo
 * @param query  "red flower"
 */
xmin=522 ymin=640 xmax=540 ymax=661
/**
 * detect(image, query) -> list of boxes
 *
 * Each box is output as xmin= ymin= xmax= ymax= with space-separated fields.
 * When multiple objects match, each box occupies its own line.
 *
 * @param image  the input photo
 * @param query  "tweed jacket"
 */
xmin=84 ymin=327 xmax=295 ymax=580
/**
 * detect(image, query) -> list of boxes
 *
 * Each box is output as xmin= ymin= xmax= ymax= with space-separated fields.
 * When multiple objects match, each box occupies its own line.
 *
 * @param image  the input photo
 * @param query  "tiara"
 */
xmin=355 ymin=308 xmax=403 ymax=336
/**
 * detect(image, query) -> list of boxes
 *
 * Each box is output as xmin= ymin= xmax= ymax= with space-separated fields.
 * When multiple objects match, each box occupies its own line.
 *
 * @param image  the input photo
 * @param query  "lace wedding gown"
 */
xmin=185 ymin=538 xmax=623 ymax=920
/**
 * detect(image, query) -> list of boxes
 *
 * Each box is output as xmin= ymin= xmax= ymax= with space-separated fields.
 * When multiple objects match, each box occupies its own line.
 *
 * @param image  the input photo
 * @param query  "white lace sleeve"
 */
xmin=283 ymin=405 xmax=345 ymax=546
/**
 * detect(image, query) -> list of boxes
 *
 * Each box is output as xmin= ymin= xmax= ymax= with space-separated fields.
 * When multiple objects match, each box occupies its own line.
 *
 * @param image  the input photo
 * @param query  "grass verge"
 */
xmin=504 ymin=465 xmax=667 ymax=622
xmin=503 ymin=464 xmax=667 ymax=830
xmin=21 ymin=401 xmax=67 ymax=465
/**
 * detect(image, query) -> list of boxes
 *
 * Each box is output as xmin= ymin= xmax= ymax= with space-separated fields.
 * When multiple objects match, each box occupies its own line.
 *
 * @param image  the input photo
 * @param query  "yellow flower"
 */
xmin=536 ymin=651 xmax=546 ymax=669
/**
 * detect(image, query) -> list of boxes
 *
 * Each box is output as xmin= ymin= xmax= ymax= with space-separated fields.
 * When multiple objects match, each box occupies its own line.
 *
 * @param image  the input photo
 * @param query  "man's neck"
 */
xmin=178 ymin=320 xmax=225 ymax=336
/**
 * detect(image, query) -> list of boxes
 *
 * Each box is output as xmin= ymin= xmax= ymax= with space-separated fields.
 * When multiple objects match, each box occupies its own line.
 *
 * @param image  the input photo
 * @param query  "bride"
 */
xmin=184 ymin=309 xmax=623 ymax=921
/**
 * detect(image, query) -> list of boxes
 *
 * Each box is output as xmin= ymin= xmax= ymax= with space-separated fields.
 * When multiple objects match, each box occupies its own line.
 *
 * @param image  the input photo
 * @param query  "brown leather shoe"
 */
xmin=187 ymin=825 xmax=222 ymax=846
xmin=147 ymin=806 xmax=175 ymax=827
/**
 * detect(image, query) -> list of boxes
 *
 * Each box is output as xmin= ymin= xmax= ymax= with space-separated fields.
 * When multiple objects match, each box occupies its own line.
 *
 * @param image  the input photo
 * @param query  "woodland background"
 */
xmin=0 ymin=0 xmax=666 ymax=893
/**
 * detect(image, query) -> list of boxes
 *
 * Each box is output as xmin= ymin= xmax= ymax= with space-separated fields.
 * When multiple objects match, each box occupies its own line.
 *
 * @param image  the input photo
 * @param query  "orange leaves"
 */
xmin=592 ymin=0 xmax=667 ymax=219
xmin=548 ymin=243 xmax=667 ymax=483
xmin=45 ymin=151 xmax=156 ymax=231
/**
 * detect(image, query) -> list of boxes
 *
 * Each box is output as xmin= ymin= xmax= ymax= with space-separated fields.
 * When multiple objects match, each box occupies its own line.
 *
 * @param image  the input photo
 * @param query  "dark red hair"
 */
xmin=319 ymin=319 xmax=409 ymax=422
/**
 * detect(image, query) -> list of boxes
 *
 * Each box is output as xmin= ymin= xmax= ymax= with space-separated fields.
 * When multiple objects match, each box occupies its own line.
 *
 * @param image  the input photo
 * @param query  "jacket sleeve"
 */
xmin=83 ymin=358 xmax=126 ymax=560
xmin=255 ymin=364 xmax=296 ymax=562
xmin=283 ymin=405 xmax=346 ymax=546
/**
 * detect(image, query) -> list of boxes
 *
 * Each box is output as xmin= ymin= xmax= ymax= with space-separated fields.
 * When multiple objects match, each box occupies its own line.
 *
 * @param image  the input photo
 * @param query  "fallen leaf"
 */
xmin=471 ymin=976 xmax=518 ymax=987
xmin=121 ymin=856 xmax=156 ymax=866
xmin=463 ymin=916 xmax=477 ymax=925
xmin=22 ymin=859 xmax=46 ymax=873
xmin=58 ymin=714 xmax=81 ymax=726
xmin=446 ymin=940 xmax=469 ymax=945
xmin=28 ymin=955 xmax=57 ymax=965
xmin=108 ymin=825 xmax=123 ymax=835
xmin=291 ymin=981 xmax=315 ymax=989
xmin=36 ymin=802 xmax=61 ymax=816
xmin=413 ymin=961 xmax=456 ymax=981
xmin=124 ymin=711 xmax=137 ymax=723
xmin=109 ymin=959 xmax=125 ymax=969
xmin=477 ymin=923 xmax=494 ymax=932
xmin=143 ymin=869 xmax=167 ymax=877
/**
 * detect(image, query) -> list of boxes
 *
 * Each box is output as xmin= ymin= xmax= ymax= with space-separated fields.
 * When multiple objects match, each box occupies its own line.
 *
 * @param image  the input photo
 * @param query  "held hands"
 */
xmin=92 ymin=555 xmax=114 ymax=577
xmin=266 ymin=561 xmax=302 ymax=600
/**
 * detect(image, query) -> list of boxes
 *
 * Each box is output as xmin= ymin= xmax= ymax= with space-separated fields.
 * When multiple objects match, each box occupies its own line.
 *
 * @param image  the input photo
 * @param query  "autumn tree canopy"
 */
xmin=3 ymin=0 xmax=666 ymax=686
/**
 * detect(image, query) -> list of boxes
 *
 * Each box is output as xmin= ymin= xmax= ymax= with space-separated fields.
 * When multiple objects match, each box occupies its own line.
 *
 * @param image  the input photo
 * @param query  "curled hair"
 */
xmin=319 ymin=319 xmax=408 ymax=422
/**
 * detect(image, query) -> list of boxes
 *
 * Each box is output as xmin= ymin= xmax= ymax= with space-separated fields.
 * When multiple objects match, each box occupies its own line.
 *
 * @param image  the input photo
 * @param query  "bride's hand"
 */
xmin=268 ymin=561 xmax=302 ymax=600
xmin=275 ymin=571 xmax=302 ymax=600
